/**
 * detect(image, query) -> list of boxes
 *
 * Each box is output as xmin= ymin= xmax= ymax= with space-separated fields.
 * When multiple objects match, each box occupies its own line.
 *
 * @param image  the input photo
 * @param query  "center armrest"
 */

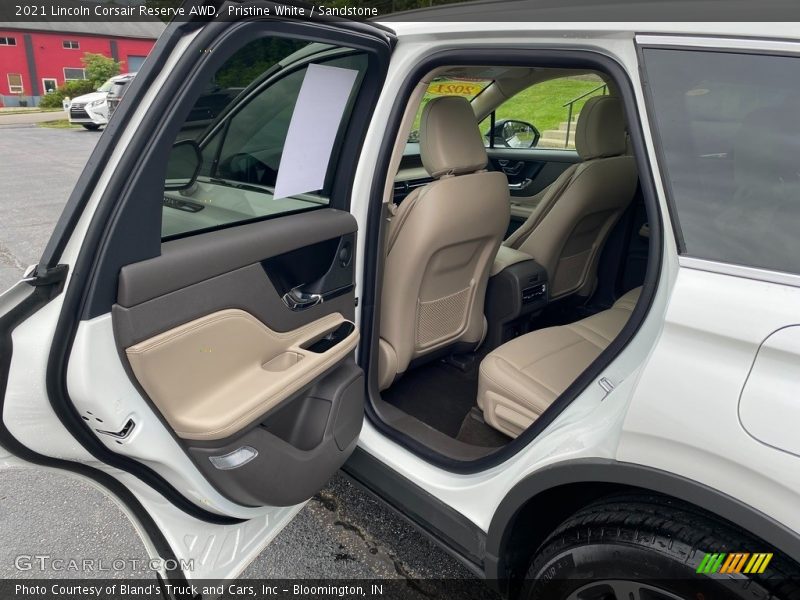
xmin=490 ymin=245 xmax=534 ymax=277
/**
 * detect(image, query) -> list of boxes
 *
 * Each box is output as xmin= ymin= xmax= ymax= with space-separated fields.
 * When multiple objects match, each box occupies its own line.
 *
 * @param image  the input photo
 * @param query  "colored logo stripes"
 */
xmin=696 ymin=552 xmax=773 ymax=574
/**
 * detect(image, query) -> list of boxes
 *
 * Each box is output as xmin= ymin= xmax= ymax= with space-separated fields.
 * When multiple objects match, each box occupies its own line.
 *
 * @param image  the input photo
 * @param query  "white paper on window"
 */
xmin=272 ymin=63 xmax=359 ymax=200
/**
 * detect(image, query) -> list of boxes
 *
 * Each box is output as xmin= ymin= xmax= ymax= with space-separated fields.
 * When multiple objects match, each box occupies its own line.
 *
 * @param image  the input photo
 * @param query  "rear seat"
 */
xmin=477 ymin=287 xmax=641 ymax=438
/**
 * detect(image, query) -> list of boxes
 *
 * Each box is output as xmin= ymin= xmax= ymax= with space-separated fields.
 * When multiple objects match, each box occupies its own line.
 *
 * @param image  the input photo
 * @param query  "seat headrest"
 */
xmin=575 ymin=96 xmax=627 ymax=160
xmin=420 ymin=96 xmax=488 ymax=178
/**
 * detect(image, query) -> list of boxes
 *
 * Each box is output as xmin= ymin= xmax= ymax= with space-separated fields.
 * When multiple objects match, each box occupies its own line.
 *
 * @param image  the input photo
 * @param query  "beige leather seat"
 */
xmin=504 ymin=96 xmax=638 ymax=300
xmin=379 ymin=96 xmax=510 ymax=391
xmin=478 ymin=286 xmax=641 ymax=438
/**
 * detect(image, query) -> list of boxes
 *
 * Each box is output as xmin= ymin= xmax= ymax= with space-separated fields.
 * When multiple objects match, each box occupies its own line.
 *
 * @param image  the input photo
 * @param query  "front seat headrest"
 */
xmin=575 ymin=95 xmax=627 ymax=160
xmin=420 ymin=95 xmax=488 ymax=178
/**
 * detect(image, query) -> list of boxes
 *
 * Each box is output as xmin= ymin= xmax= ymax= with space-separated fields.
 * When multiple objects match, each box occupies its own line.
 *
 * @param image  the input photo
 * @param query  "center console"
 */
xmin=484 ymin=246 xmax=549 ymax=350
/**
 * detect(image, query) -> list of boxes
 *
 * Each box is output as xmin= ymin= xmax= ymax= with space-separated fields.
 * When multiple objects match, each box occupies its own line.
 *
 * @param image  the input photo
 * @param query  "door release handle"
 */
xmin=96 ymin=418 xmax=136 ymax=440
xmin=508 ymin=178 xmax=532 ymax=191
xmin=282 ymin=286 xmax=323 ymax=311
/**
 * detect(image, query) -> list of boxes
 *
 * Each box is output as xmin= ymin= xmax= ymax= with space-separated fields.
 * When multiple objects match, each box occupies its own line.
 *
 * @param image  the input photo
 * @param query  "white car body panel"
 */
xmin=67 ymin=91 xmax=109 ymax=126
xmin=739 ymin=325 xmax=800 ymax=458
xmin=618 ymin=265 xmax=800 ymax=537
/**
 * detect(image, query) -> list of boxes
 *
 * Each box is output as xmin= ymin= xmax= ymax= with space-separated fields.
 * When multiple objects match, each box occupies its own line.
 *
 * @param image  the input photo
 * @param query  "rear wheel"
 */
xmin=521 ymin=493 xmax=800 ymax=600
xmin=81 ymin=123 xmax=101 ymax=130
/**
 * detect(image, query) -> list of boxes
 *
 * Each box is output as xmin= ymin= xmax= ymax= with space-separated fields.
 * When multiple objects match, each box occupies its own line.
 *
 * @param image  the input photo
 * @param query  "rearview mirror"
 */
xmin=486 ymin=119 xmax=540 ymax=149
xmin=164 ymin=140 xmax=202 ymax=191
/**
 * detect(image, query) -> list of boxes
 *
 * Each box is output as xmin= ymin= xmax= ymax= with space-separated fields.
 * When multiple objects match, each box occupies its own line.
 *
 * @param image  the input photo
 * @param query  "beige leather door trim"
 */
xmin=125 ymin=309 xmax=359 ymax=441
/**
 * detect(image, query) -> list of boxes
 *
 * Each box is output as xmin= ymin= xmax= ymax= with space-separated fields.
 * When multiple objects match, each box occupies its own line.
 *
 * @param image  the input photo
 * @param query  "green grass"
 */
xmin=37 ymin=120 xmax=81 ymax=129
xmin=493 ymin=77 xmax=605 ymax=133
xmin=408 ymin=76 xmax=606 ymax=141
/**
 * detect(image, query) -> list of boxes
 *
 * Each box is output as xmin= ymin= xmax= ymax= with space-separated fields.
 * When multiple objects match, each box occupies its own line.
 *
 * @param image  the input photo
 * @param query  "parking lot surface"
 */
xmin=0 ymin=126 xmax=470 ymax=581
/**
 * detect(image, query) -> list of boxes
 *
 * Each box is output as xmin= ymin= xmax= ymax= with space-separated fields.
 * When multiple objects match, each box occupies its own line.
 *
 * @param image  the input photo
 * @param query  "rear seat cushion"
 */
xmin=477 ymin=287 xmax=641 ymax=438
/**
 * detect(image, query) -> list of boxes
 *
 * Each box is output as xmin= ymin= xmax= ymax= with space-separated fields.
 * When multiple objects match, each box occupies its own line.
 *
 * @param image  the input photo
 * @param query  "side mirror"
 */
xmin=164 ymin=140 xmax=203 ymax=191
xmin=487 ymin=119 xmax=540 ymax=149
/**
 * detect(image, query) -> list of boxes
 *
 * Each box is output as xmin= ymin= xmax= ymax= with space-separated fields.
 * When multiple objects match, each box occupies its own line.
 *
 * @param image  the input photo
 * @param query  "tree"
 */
xmin=38 ymin=53 xmax=119 ymax=108
xmin=82 ymin=53 xmax=121 ymax=88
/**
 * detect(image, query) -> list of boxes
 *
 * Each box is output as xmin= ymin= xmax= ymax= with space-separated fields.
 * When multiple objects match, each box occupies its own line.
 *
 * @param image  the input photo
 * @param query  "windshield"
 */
xmin=97 ymin=78 xmax=116 ymax=93
xmin=407 ymin=77 xmax=491 ymax=142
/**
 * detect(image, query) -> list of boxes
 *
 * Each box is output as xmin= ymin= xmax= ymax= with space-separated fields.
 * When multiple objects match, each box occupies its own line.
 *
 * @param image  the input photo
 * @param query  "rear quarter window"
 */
xmin=643 ymin=48 xmax=800 ymax=274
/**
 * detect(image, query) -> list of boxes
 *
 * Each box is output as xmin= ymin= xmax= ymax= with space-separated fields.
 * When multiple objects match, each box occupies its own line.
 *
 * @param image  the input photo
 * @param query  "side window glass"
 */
xmin=482 ymin=74 xmax=606 ymax=149
xmin=643 ymin=48 xmax=800 ymax=274
xmin=162 ymin=38 xmax=367 ymax=239
xmin=406 ymin=77 xmax=490 ymax=144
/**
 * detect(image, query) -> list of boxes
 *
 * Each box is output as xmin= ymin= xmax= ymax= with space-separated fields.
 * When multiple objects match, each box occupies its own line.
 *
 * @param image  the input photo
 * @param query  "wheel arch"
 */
xmin=485 ymin=458 xmax=800 ymax=596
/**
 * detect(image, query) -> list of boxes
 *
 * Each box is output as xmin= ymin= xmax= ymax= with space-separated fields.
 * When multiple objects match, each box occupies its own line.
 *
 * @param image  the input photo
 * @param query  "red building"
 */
xmin=0 ymin=21 xmax=164 ymax=106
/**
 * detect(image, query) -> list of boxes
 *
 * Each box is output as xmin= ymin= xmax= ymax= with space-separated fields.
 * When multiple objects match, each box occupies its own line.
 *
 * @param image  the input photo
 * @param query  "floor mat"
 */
xmin=381 ymin=358 xmax=480 ymax=438
xmin=456 ymin=407 xmax=511 ymax=447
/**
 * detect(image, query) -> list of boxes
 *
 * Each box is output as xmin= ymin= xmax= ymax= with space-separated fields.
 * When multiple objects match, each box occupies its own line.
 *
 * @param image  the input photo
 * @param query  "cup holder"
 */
xmin=262 ymin=351 xmax=302 ymax=372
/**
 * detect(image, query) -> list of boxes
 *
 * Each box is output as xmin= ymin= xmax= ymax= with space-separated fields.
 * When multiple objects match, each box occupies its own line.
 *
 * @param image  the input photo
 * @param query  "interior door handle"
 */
xmin=282 ymin=286 xmax=323 ymax=311
xmin=508 ymin=178 xmax=532 ymax=191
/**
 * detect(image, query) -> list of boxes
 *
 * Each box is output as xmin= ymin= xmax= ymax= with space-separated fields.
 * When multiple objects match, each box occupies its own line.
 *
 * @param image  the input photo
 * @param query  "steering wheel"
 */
xmin=218 ymin=152 xmax=278 ymax=186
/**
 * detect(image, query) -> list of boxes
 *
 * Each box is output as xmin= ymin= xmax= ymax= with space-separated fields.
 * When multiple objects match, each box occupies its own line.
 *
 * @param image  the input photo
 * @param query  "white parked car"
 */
xmin=65 ymin=73 xmax=136 ymax=130
xmin=3 ymin=3 xmax=800 ymax=599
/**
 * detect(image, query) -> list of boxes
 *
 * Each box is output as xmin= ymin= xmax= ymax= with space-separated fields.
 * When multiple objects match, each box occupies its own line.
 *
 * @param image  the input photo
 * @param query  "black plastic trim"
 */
xmin=635 ymin=42 xmax=687 ymax=254
xmin=484 ymin=458 xmax=800 ymax=590
xmin=360 ymin=46 xmax=664 ymax=474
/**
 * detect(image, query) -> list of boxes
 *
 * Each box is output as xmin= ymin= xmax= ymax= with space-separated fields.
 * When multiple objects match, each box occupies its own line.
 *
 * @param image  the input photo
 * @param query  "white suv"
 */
xmin=3 ymin=4 xmax=800 ymax=599
xmin=65 ymin=73 xmax=137 ymax=130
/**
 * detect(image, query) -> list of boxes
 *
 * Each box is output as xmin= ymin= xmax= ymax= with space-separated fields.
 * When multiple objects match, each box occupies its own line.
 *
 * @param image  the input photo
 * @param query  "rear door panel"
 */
xmin=109 ymin=209 xmax=363 ymax=507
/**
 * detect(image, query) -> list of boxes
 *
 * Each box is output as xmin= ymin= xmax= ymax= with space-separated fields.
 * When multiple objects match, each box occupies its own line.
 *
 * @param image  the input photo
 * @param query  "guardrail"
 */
xmin=562 ymin=83 xmax=607 ymax=148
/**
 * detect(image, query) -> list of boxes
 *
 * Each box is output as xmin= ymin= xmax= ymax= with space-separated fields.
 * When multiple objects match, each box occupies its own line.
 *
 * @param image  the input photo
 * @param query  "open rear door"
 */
xmin=0 ymin=7 xmax=393 ymax=585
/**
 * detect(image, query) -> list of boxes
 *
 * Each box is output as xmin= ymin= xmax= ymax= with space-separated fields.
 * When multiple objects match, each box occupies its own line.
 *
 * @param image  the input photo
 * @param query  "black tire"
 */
xmin=81 ymin=123 xmax=101 ymax=130
xmin=521 ymin=493 xmax=800 ymax=600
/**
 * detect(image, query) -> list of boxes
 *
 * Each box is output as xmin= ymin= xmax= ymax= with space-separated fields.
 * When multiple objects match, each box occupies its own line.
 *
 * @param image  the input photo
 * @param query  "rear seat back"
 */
xmin=477 ymin=287 xmax=641 ymax=438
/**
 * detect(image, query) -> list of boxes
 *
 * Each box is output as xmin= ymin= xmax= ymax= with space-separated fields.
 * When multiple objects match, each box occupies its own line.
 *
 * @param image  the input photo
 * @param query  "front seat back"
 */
xmin=378 ymin=96 xmax=510 ymax=390
xmin=504 ymin=96 xmax=638 ymax=300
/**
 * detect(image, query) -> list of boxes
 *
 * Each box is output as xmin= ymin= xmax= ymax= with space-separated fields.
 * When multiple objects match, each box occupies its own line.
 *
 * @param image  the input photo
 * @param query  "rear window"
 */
xmin=643 ymin=48 xmax=800 ymax=275
xmin=407 ymin=77 xmax=491 ymax=142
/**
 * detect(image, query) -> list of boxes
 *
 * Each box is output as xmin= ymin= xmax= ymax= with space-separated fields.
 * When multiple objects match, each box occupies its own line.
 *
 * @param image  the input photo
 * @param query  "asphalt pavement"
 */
xmin=0 ymin=126 xmax=470 ymax=582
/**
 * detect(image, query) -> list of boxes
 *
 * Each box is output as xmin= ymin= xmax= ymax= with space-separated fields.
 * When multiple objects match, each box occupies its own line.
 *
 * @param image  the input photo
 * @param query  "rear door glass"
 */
xmin=163 ymin=39 xmax=367 ymax=239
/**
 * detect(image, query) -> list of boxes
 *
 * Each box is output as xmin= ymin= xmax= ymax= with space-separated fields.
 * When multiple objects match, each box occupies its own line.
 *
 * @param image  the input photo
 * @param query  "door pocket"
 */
xmin=125 ymin=309 xmax=358 ymax=441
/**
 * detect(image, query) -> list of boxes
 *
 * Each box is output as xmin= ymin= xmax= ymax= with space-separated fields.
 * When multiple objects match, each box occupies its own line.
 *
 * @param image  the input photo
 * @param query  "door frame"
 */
xmin=359 ymin=45 xmax=664 ymax=472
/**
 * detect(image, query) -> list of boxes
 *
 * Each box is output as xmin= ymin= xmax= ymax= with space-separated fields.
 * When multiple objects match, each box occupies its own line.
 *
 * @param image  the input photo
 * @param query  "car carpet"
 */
xmin=381 ymin=358 xmax=479 ymax=438
xmin=455 ymin=407 xmax=512 ymax=448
